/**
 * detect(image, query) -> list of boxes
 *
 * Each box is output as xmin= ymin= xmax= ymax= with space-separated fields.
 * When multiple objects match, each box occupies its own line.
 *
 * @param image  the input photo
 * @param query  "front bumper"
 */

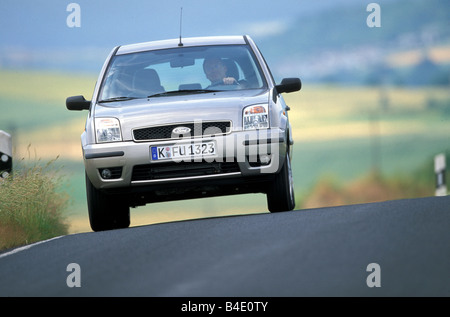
xmin=83 ymin=128 xmax=287 ymax=190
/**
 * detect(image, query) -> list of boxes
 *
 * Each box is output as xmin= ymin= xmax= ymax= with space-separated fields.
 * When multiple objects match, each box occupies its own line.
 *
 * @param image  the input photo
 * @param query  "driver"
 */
xmin=203 ymin=57 xmax=237 ymax=87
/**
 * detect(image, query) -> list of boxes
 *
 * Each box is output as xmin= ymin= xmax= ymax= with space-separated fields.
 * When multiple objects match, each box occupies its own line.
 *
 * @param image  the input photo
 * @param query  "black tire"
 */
xmin=85 ymin=173 xmax=130 ymax=231
xmin=266 ymin=153 xmax=295 ymax=212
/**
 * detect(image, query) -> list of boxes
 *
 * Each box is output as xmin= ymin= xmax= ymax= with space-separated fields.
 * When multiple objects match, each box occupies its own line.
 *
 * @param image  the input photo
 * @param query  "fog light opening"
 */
xmin=101 ymin=168 xmax=112 ymax=179
xmin=259 ymin=154 xmax=271 ymax=165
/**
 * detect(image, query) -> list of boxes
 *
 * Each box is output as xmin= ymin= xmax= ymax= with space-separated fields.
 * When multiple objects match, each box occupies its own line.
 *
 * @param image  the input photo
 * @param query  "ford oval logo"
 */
xmin=172 ymin=126 xmax=191 ymax=134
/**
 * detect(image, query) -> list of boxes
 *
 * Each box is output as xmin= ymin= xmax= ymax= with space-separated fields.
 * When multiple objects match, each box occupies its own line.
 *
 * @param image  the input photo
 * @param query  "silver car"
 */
xmin=67 ymin=35 xmax=301 ymax=231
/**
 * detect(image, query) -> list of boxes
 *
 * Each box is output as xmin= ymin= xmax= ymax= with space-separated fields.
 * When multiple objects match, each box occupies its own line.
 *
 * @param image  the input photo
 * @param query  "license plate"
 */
xmin=151 ymin=142 xmax=216 ymax=161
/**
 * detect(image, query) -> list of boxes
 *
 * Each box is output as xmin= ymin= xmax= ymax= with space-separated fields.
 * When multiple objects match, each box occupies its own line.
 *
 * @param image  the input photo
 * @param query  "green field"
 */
xmin=1 ymin=69 xmax=449 ymax=233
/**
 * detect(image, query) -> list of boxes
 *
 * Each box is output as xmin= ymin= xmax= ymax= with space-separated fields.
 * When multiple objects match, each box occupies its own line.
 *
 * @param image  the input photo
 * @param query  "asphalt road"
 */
xmin=0 ymin=196 xmax=449 ymax=297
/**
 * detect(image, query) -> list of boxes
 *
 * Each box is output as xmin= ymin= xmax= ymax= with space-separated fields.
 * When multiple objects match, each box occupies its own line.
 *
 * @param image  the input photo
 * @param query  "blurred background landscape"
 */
xmin=1 ymin=0 xmax=449 ymax=234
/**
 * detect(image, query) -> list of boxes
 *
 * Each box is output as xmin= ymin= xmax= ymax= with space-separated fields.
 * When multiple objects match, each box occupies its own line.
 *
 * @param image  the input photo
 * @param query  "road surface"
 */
xmin=1 ymin=196 xmax=449 ymax=297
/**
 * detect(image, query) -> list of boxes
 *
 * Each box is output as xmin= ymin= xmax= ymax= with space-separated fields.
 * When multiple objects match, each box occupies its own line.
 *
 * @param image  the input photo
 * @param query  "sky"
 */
xmin=0 ymin=0 xmax=361 ymax=49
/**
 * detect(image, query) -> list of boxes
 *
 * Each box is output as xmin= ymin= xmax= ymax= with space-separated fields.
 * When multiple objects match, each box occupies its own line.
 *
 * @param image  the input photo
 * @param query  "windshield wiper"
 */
xmin=98 ymin=96 xmax=138 ymax=103
xmin=147 ymin=89 xmax=219 ymax=98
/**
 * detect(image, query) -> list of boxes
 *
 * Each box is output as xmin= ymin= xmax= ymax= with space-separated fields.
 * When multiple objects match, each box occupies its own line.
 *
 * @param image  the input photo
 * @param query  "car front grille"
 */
xmin=133 ymin=121 xmax=232 ymax=141
xmin=131 ymin=160 xmax=240 ymax=181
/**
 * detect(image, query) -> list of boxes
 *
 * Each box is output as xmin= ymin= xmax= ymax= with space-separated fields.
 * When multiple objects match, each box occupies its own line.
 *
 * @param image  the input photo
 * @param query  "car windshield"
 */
xmin=98 ymin=44 xmax=267 ymax=102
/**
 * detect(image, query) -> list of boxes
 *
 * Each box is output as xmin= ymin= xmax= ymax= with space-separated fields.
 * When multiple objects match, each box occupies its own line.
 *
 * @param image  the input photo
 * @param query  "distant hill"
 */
xmin=259 ymin=0 xmax=450 ymax=85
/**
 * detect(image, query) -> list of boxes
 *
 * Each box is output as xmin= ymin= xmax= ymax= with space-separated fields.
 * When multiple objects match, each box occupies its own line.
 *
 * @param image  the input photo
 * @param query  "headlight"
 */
xmin=95 ymin=118 xmax=122 ymax=143
xmin=243 ymin=104 xmax=269 ymax=130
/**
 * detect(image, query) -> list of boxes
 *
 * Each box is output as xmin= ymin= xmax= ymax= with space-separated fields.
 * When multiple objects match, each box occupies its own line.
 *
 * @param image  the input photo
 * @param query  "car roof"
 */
xmin=116 ymin=35 xmax=248 ymax=55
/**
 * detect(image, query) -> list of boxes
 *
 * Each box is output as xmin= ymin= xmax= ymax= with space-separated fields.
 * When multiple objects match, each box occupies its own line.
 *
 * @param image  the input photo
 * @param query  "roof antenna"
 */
xmin=178 ymin=7 xmax=184 ymax=47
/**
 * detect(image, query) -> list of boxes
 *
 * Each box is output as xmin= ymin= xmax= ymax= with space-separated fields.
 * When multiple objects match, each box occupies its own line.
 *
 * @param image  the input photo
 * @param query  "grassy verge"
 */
xmin=300 ymin=168 xmax=434 ymax=209
xmin=0 ymin=156 xmax=70 ymax=251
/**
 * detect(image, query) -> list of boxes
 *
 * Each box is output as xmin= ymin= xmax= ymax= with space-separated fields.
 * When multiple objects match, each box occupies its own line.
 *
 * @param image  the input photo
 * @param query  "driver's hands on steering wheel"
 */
xmin=223 ymin=77 xmax=238 ymax=85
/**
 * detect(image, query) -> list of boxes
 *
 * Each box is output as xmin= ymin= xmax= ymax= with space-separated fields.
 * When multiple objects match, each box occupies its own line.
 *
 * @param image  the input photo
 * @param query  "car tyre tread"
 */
xmin=85 ymin=173 xmax=130 ymax=231
xmin=267 ymin=153 xmax=295 ymax=212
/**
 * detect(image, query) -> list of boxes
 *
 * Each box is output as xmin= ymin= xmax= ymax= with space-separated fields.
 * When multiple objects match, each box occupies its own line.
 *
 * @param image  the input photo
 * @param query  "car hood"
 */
xmin=93 ymin=89 xmax=270 ymax=141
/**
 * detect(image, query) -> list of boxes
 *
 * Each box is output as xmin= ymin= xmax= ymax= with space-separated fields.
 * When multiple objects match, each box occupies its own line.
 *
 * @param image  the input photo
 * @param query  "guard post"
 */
xmin=434 ymin=153 xmax=447 ymax=196
xmin=0 ymin=130 xmax=12 ymax=178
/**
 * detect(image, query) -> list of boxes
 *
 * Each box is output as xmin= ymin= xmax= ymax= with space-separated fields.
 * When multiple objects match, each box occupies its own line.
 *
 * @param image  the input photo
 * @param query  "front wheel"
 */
xmin=85 ymin=173 xmax=130 ymax=231
xmin=266 ymin=153 xmax=295 ymax=212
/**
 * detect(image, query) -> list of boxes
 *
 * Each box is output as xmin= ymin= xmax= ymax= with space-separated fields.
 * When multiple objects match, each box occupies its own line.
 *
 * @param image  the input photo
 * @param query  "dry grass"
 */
xmin=0 ymin=156 xmax=69 ymax=251
xmin=302 ymin=170 xmax=432 ymax=209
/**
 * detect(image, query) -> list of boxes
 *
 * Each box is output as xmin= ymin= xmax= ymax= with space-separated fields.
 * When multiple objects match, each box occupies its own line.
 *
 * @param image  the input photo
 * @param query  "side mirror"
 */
xmin=66 ymin=95 xmax=91 ymax=111
xmin=275 ymin=78 xmax=302 ymax=94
